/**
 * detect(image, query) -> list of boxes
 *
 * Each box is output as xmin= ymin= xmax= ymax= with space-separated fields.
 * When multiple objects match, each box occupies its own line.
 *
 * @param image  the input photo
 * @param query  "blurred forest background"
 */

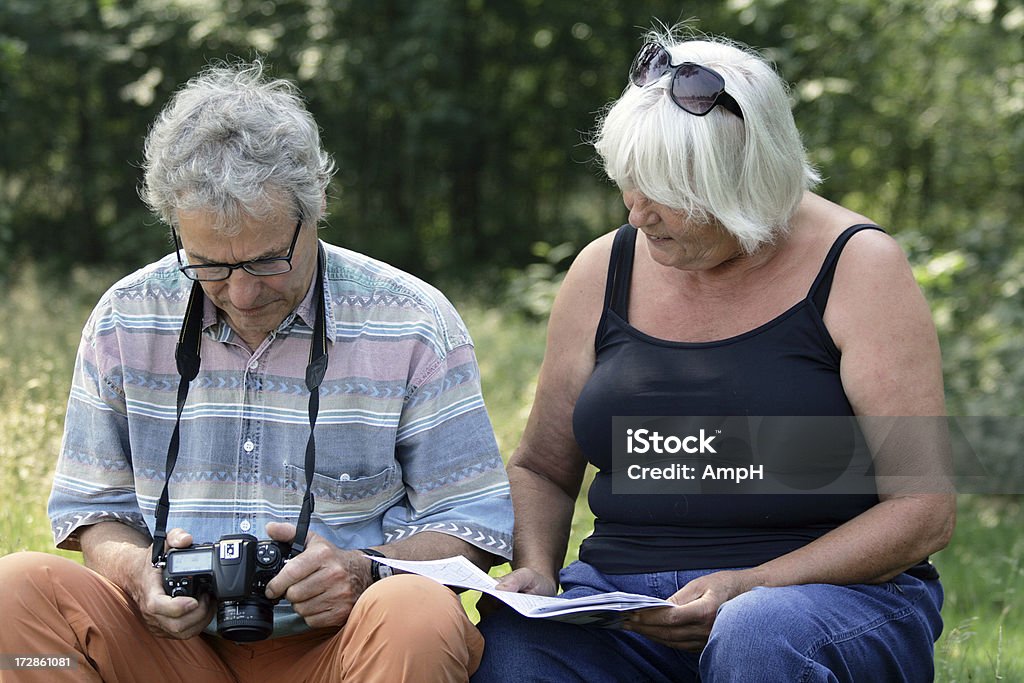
xmin=1 ymin=0 xmax=1022 ymax=420
xmin=0 ymin=0 xmax=1015 ymax=413
xmin=2 ymin=0 xmax=1024 ymax=417
xmin=1 ymin=0 xmax=1023 ymax=678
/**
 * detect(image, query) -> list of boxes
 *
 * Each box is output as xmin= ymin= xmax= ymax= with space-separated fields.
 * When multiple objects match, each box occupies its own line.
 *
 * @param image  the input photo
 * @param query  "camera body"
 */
xmin=162 ymin=533 xmax=291 ymax=642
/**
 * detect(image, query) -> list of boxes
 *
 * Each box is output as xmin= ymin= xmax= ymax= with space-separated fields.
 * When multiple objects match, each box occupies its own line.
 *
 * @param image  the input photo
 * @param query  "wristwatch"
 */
xmin=360 ymin=548 xmax=394 ymax=583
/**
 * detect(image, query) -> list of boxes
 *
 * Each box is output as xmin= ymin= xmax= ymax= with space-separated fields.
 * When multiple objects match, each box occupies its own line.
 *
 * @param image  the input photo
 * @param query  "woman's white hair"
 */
xmin=141 ymin=58 xmax=335 ymax=233
xmin=594 ymin=30 xmax=820 ymax=253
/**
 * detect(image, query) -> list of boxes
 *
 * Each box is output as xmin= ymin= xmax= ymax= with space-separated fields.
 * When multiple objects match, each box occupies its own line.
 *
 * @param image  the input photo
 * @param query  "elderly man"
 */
xmin=0 ymin=60 xmax=511 ymax=682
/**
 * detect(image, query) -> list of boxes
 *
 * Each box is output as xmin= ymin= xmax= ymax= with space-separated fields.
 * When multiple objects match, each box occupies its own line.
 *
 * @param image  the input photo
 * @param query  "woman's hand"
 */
xmin=623 ymin=570 xmax=755 ymax=652
xmin=494 ymin=567 xmax=559 ymax=596
xmin=476 ymin=567 xmax=559 ymax=619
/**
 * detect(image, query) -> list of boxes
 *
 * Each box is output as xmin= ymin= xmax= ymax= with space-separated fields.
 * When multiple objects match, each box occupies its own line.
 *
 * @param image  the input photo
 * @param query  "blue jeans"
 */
xmin=473 ymin=561 xmax=943 ymax=682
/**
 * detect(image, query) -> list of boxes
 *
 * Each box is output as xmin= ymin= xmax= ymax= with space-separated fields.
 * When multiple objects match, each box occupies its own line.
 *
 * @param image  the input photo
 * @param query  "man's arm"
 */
xmin=263 ymin=524 xmax=492 ymax=630
xmin=80 ymin=522 xmax=214 ymax=639
xmin=79 ymin=522 xmax=151 ymax=598
xmin=262 ymin=274 xmax=514 ymax=629
xmin=363 ymin=529 xmax=494 ymax=571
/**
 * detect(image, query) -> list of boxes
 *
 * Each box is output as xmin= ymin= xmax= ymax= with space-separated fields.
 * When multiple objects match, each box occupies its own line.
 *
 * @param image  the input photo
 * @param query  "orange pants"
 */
xmin=0 ymin=552 xmax=483 ymax=682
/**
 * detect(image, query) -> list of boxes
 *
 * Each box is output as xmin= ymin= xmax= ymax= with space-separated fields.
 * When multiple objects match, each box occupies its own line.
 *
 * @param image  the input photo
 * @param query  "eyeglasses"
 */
xmin=629 ymin=43 xmax=745 ymax=121
xmin=173 ymin=218 xmax=303 ymax=281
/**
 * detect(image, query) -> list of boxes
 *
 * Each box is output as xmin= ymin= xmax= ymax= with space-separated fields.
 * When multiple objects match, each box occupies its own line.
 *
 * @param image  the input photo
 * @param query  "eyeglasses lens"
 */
xmin=630 ymin=44 xmax=671 ymax=87
xmin=672 ymin=64 xmax=726 ymax=116
xmin=244 ymin=261 xmax=292 ymax=276
xmin=181 ymin=260 xmax=292 ymax=281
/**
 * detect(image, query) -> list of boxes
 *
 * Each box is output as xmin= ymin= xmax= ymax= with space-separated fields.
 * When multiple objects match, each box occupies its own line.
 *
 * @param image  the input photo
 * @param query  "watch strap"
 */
xmin=360 ymin=548 xmax=392 ymax=582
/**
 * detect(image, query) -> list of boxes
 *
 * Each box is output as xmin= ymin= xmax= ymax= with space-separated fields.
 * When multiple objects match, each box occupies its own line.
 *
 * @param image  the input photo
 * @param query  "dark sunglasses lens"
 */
xmin=672 ymin=64 xmax=726 ymax=115
xmin=630 ymin=44 xmax=671 ymax=86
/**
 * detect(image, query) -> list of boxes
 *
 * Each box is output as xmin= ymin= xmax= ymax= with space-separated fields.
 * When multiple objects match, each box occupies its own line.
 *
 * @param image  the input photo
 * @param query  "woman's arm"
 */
xmin=628 ymin=229 xmax=956 ymax=650
xmin=746 ymin=228 xmax=955 ymax=586
xmin=495 ymin=234 xmax=614 ymax=594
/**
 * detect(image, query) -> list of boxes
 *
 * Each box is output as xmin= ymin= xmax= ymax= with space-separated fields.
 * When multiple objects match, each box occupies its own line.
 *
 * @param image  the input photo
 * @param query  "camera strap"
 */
xmin=293 ymin=245 xmax=328 ymax=557
xmin=152 ymin=245 xmax=328 ymax=566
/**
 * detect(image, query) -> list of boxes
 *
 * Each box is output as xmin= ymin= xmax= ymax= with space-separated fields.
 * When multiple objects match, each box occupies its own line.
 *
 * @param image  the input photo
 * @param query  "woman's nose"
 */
xmin=627 ymin=193 xmax=658 ymax=227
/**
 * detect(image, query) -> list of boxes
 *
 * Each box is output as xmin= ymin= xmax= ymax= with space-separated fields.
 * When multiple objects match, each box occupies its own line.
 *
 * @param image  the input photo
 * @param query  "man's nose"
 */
xmin=225 ymin=269 xmax=263 ymax=309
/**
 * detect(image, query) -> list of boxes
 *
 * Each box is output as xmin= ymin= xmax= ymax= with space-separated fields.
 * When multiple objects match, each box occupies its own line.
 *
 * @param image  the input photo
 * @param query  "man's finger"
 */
xmin=265 ymin=522 xmax=297 ymax=542
xmin=153 ymin=598 xmax=214 ymax=640
xmin=164 ymin=528 xmax=194 ymax=550
xmin=264 ymin=547 xmax=320 ymax=599
xmin=149 ymin=593 xmax=202 ymax=619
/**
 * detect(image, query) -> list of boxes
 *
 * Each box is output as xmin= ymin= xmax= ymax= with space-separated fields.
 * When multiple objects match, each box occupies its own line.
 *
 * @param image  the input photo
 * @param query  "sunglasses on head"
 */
xmin=629 ymin=43 xmax=745 ymax=121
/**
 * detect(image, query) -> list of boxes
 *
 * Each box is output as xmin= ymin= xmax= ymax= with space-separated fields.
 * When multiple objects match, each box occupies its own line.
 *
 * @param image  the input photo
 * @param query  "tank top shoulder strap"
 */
xmin=607 ymin=224 xmax=637 ymax=317
xmin=808 ymin=223 xmax=886 ymax=315
xmin=595 ymin=224 xmax=637 ymax=348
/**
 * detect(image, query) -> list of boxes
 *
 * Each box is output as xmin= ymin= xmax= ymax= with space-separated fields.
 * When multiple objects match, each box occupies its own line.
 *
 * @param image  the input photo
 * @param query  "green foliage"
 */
xmin=0 ymin=265 xmax=115 ymax=557
xmin=932 ymin=496 xmax=1024 ymax=681
xmin=501 ymin=240 xmax=575 ymax=318
xmin=3 ymin=0 xmax=1021 ymax=413
xmin=456 ymin=299 xmax=548 ymax=456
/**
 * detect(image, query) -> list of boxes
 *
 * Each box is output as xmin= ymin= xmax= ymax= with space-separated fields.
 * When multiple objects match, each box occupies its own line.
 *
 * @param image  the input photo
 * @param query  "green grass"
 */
xmin=932 ymin=496 xmax=1024 ymax=681
xmin=1 ymin=268 xmax=1019 ymax=680
xmin=0 ymin=266 xmax=117 ymax=560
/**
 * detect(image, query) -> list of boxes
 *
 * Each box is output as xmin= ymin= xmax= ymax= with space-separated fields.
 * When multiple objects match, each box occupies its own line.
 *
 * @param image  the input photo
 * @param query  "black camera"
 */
xmin=162 ymin=533 xmax=292 ymax=642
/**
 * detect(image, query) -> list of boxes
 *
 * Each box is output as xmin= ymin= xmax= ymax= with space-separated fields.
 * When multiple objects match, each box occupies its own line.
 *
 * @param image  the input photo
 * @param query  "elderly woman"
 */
xmin=472 ymin=32 xmax=954 ymax=682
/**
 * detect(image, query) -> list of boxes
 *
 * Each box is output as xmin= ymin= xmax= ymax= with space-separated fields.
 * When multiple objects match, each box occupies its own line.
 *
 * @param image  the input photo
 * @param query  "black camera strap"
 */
xmin=293 ymin=246 xmax=328 ymax=556
xmin=152 ymin=245 xmax=328 ymax=566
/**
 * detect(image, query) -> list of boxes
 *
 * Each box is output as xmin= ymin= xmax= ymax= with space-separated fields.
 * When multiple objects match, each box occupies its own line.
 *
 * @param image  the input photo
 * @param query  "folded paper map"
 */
xmin=365 ymin=554 xmax=674 ymax=627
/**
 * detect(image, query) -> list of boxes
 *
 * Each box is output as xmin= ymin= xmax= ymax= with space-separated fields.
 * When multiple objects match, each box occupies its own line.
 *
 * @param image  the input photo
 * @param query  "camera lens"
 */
xmin=217 ymin=598 xmax=274 ymax=642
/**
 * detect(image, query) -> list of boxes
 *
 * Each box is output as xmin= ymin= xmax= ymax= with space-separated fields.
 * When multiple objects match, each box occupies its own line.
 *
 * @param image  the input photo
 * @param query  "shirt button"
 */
xmin=339 ymin=473 xmax=351 ymax=481
xmin=239 ymin=520 xmax=252 ymax=532
xmin=243 ymin=440 xmax=255 ymax=453
xmin=248 ymin=360 xmax=259 ymax=371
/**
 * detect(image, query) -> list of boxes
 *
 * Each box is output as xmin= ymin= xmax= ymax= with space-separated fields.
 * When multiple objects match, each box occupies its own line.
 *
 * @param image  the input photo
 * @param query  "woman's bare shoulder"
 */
xmin=555 ymin=228 xmax=621 ymax=309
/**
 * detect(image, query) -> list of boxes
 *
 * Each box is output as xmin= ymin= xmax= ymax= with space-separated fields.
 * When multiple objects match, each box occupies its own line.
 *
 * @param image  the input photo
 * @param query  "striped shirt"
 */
xmin=49 ymin=241 xmax=512 ymax=636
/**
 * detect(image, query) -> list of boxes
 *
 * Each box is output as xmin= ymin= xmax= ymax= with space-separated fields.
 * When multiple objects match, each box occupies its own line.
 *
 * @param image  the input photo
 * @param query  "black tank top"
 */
xmin=573 ymin=224 xmax=883 ymax=573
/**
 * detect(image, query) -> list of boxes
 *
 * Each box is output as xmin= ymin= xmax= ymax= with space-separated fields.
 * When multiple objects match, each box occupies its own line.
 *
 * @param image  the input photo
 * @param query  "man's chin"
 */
xmin=224 ymin=311 xmax=281 ymax=343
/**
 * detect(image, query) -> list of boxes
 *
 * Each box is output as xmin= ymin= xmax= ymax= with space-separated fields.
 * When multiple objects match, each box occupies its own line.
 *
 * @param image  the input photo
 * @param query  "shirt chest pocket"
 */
xmin=285 ymin=463 xmax=405 ymax=525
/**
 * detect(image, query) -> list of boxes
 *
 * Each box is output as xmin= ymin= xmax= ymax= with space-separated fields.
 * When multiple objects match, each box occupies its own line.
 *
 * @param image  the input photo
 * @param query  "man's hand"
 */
xmin=132 ymin=528 xmax=215 ymax=640
xmin=263 ymin=522 xmax=372 ymax=629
